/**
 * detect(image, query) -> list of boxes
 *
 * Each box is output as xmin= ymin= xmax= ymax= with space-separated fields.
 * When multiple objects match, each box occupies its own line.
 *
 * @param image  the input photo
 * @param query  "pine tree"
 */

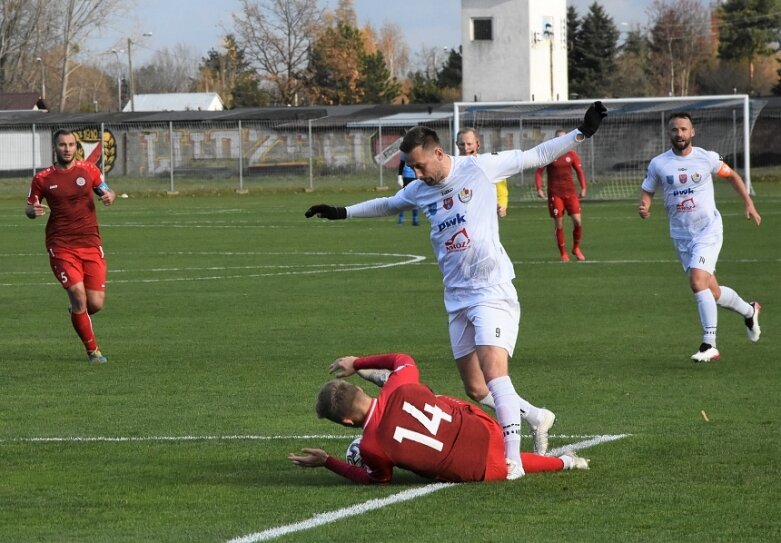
xmin=570 ymin=2 xmax=619 ymax=98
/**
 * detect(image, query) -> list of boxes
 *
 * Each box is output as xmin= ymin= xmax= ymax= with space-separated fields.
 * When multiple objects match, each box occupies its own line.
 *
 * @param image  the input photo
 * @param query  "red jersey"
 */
xmin=27 ymin=161 xmax=105 ymax=250
xmin=534 ymin=150 xmax=586 ymax=197
xmin=325 ymin=354 xmax=504 ymax=483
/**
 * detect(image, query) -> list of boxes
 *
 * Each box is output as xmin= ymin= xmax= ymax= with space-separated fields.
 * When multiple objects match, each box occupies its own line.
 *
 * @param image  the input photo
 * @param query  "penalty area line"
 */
xmin=227 ymin=433 xmax=631 ymax=543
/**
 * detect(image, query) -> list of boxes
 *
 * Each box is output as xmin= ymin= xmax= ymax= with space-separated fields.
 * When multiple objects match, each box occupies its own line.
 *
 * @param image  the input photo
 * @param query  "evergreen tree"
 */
xmin=359 ymin=50 xmax=401 ymax=103
xmin=437 ymin=48 xmax=462 ymax=88
xmin=570 ymin=2 xmax=619 ymax=98
xmin=717 ymin=0 xmax=781 ymax=94
xmin=566 ymin=6 xmax=585 ymax=98
xmin=408 ymin=71 xmax=441 ymax=103
xmin=306 ymin=22 xmax=365 ymax=104
xmin=199 ymin=35 xmax=269 ymax=108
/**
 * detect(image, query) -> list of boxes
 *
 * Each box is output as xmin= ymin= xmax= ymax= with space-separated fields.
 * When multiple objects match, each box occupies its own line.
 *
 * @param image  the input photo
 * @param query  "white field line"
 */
xmin=227 ymin=433 xmax=631 ymax=543
xmin=0 ymin=433 xmax=610 ymax=445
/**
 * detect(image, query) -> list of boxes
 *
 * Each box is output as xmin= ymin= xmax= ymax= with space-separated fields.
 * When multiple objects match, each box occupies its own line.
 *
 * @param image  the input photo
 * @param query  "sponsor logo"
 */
xmin=673 ymin=187 xmax=694 ymax=196
xmin=678 ymin=168 xmax=687 ymax=171
xmin=437 ymin=213 xmax=467 ymax=232
xmin=76 ymin=177 xmax=86 ymax=186
xmin=445 ymin=228 xmax=471 ymax=253
xmin=427 ymin=202 xmax=438 ymax=215
xmin=443 ymin=197 xmax=454 ymax=210
xmin=692 ymin=172 xmax=702 ymax=183
xmin=666 ymin=175 xmax=675 ymax=185
xmin=679 ymin=173 xmax=688 ymax=183
xmin=676 ymin=197 xmax=696 ymax=212
xmin=458 ymin=188 xmax=472 ymax=203
xmin=440 ymin=188 xmax=453 ymax=196
xmin=49 ymin=185 xmax=58 ymax=189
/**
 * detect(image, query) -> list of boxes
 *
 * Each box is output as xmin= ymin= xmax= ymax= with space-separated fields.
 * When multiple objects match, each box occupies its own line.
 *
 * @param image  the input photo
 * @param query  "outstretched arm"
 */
xmin=288 ymin=448 xmax=377 ymax=484
xmin=723 ymin=169 xmax=761 ymax=225
xmin=638 ymin=190 xmax=654 ymax=219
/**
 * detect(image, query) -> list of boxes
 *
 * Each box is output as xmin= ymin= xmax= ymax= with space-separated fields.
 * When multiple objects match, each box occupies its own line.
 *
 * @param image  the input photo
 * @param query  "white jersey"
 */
xmin=641 ymin=147 xmax=724 ymax=240
xmin=347 ymin=130 xmax=583 ymax=292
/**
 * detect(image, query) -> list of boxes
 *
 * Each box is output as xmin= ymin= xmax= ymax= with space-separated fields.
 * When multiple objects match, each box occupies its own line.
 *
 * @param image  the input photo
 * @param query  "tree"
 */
xmin=306 ymin=21 xmax=365 ymax=104
xmin=408 ymin=70 xmax=440 ymax=103
xmin=232 ymin=0 xmax=323 ymax=106
xmin=717 ymin=0 xmax=781 ymax=94
xmin=136 ymin=44 xmax=199 ymax=94
xmin=609 ymin=29 xmax=655 ymax=97
xmin=646 ymin=0 xmax=712 ymax=96
xmin=774 ymin=58 xmax=781 ymax=95
xmin=199 ymin=35 xmax=269 ymax=108
xmin=359 ymin=50 xmax=401 ymax=103
xmin=375 ymin=22 xmax=410 ymax=80
xmin=437 ymin=48 xmax=462 ymax=88
xmin=569 ymin=2 xmax=620 ymax=98
xmin=0 ymin=0 xmax=50 ymax=93
xmin=566 ymin=5 xmax=585 ymax=98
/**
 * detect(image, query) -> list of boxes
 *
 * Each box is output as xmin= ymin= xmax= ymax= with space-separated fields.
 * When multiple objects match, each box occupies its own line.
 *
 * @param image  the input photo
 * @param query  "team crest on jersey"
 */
xmin=666 ymin=175 xmax=675 ymax=185
xmin=692 ymin=172 xmax=702 ymax=183
xmin=458 ymin=189 xmax=472 ymax=203
xmin=565 ymin=156 xmax=572 ymax=163
xmin=76 ymin=177 xmax=86 ymax=186
xmin=443 ymin=197 xmax=454 ymax=210
xmin=679 ymin=173 xmax=688 ymax=183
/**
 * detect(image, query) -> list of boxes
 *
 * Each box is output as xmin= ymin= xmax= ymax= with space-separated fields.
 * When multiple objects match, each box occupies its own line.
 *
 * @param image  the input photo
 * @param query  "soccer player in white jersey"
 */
xmin=639 ymin=112 xmax=762 ymax=363
xmin=305 ymin=101 xmax=607 ymax=474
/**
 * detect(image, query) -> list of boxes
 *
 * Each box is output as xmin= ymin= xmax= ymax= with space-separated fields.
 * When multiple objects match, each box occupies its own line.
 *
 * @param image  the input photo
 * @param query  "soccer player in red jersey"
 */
xmin=288 ymin=353 xmax=589 ymax=483
xmin=534 ymin=129 xmax=588 ymax=262
xmin=25 ymin=129 xmax=116 ymax=364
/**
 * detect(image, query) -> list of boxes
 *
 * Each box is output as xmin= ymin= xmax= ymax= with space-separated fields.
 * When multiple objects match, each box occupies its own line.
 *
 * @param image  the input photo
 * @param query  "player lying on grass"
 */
xmin=288 ymin=353 xmax=589 ymax=483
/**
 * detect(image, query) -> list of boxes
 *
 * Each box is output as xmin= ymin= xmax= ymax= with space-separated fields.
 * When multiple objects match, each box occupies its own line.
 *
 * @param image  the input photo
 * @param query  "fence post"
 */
xmin=32 ymin=124 xmax=37 ymax=177
xmin=168 ymin=121 xmax=177 ymax=195
xmin=307 ymin=119 xmax=314 ymax=192
xmin=377 ymin=121 xmax=384 ymax=189
xmin=237 ymin=119 xmax=247 ymax=194
xmin=100 ymin=122 xmax=105 ymax=175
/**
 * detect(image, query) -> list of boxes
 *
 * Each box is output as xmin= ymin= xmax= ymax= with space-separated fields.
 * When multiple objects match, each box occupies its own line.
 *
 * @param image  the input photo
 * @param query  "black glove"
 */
xmin=578 ymin=101 xmax=607 ymax=138
xmin=304 ymin=204 xmax=347 ymax=220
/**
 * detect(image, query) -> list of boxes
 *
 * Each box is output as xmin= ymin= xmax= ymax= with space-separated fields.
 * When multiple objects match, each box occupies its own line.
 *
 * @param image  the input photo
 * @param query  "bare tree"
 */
xmin=136 ymin=44 xmax=199 ymax=93
xmin=376 ymin=22 xmax=410 ymax=80
xmin=232 ymin=0 xmax=323 ymax=105
xmin=0 ymin=0 xmax=50 ymax=92
xmin=646 ymin=0 xmax=712 ymax=96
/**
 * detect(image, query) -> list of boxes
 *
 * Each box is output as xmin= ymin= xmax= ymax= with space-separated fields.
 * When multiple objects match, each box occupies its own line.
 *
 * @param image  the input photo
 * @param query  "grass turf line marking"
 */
xmin=228 ymin=433 xmax=631 ymax=543
xmin=0 ymin=433 xmax=613 ymax=445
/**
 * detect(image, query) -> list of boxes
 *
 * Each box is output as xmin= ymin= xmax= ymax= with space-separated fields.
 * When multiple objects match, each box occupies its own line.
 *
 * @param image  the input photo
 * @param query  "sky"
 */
xmin=87 ymin=0 xmax=655 ymax=67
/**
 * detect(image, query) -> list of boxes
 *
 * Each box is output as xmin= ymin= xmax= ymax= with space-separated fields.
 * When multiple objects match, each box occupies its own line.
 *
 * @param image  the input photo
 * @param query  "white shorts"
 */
xmin=673 ymin=234 xmax=722 ymax=275
xmin=446 ymin=283 xmax=521 ymax=359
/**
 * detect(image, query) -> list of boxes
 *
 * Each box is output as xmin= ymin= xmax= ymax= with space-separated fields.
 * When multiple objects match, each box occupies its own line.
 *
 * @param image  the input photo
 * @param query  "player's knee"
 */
xmin=464 ymin=384 xmax=488 ymax=401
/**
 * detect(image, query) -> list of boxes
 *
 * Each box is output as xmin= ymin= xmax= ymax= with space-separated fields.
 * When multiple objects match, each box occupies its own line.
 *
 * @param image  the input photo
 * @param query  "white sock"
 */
xmin=716 ymin=286 xmax=753 ymax=318
xmin=694 ymin=289 xmax=718 ymax=347
xmin=487 ymin=376 xmax=522 ymax=464
xmin=478 ymin=393 xmax=496 ymax=410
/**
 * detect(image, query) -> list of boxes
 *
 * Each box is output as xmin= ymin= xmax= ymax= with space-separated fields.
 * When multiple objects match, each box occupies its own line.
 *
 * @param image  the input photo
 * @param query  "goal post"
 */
xmin=453 ymin=95 xmax=761 ymax=200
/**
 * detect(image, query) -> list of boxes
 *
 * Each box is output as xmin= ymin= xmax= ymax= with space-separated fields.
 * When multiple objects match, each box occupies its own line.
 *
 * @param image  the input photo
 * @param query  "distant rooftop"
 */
xmin=123 ymin=92 xmax=225 ymax=112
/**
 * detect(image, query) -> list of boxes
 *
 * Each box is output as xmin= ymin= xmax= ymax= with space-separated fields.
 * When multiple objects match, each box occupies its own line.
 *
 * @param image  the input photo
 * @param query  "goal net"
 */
xmin=453 ymin=96 xmax=760 ymax=200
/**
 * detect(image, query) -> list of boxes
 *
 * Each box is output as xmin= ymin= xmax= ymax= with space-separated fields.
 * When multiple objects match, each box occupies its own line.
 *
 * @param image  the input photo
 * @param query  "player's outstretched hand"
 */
xmin=329 ymin=356 xmax=358 ymax=377
xmin=305 ymin=204 xmax=347 ymax=220
xmin=578 ymin=101 xmax=608 ymax=138
xmin=288 ymin=448 xmax=328 ymax=468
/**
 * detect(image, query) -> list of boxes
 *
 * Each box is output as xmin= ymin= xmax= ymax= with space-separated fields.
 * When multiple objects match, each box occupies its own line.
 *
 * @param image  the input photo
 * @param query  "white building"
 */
xmin=123 ymin=92 xmax=225 ymax=112
xmin=461 ymin=0 xmax=568 ymax=102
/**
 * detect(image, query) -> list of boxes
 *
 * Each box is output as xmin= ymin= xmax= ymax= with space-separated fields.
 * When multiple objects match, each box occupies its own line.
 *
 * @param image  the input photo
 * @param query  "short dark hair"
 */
xmin=456 ymin=127 xmax=479 ymax=141
xmin=400 ymin=126 xmax=441 ymax=154
xmin=315 ymin=379 xmax=359 ymax=424
xmin=667 ymin=112 xmax=693 ymax=124
xmin=52 ymin=128 xmax=77 ymax=144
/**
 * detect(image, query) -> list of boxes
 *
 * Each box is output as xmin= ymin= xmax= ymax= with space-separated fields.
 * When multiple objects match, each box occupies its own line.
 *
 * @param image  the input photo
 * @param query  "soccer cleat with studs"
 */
xmin=572 ymin=247 xmax=586 ymax=261
xmin=529 ymin=408 xmax=556 ymax=456
xmin=560 ymin=450 xmax=590 ymax=470
xmin=505 ymin=458 xmax=525 ymax=480
xmin=691 ymin=343 xmax=719 ymax=363
xmin=745 ymin=302 xmax=761 ymax=343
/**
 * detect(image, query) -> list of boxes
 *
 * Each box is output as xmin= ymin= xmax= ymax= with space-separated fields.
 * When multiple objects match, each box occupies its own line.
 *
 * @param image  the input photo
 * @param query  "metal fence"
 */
xmin=0 ymin=117 xmax=454 ymax=194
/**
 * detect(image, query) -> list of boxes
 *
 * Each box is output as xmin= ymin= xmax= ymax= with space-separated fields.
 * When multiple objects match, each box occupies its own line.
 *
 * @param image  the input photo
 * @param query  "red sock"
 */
xmin=71 ymin=310 xmax=98 ymax=352
xmin=521 ymin=452 xmax=565 ymax=473
xmin=555 ymin=228 xmax=566 ymax=253
xmin=573 ymin=225 xmax=583 ymax=248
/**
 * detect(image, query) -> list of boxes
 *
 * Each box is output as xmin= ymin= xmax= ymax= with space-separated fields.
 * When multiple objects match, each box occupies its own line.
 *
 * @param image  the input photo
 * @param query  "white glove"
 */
xmin=397 ymin=175 xmax=404 ymax=187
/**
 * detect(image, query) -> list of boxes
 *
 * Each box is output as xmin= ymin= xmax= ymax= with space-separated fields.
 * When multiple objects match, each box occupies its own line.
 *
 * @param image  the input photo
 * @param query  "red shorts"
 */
xmin=548 ymin=194 xmax=581 ymax=218
xmin=48 ymin=246 xmax=107 ymax=291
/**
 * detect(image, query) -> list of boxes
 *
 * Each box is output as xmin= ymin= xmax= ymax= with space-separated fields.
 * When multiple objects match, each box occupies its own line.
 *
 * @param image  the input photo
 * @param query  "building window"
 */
xmin=472 ymin=18 xmax=493 ymax=41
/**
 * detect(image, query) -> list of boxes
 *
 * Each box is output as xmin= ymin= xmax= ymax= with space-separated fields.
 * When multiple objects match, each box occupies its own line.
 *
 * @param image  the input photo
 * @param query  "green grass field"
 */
xmin=0 ymin=183 xmax=779 ymax=542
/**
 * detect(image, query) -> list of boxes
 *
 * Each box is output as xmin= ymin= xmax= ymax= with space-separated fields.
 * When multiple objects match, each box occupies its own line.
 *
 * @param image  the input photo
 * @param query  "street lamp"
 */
xmin=35 ymin=57 xmax=46 ymax=101
xmin=127 ymin=32 xmax=152 ymax=112
xmin=111 ymin=49 xmax=123 ymax=111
